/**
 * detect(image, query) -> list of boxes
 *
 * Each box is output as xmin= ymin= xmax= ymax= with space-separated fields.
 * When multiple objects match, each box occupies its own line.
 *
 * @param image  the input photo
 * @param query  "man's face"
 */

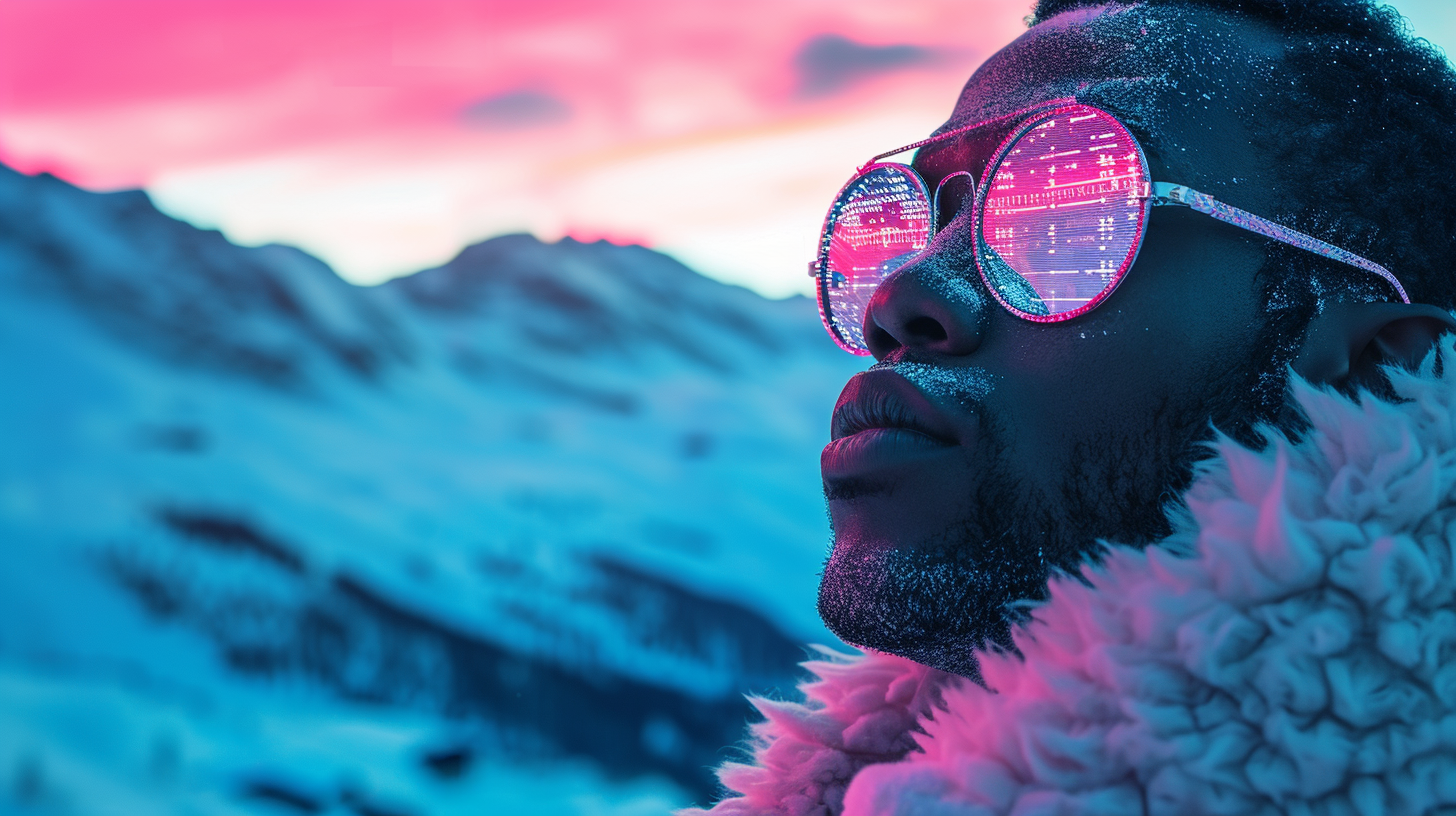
xmin=817 ymin=6 xmax=1299 ymax=678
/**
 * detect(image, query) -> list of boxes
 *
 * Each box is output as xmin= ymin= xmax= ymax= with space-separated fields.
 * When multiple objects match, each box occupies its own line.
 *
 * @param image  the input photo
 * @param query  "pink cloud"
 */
xmin=0 ymin=0 xmax=1024 ymax=179
xmin=0 ymin=0 xmax=1030 ymax=292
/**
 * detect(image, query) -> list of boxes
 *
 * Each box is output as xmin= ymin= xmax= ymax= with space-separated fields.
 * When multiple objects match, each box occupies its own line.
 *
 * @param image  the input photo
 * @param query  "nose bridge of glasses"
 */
xmin=931 ymin=171 xmax=976 ymax=233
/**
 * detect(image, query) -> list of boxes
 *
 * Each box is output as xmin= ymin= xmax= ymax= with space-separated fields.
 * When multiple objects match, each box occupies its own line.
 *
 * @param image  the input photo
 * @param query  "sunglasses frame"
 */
xmin=811 ymin=99 xmax=1411 ymax=355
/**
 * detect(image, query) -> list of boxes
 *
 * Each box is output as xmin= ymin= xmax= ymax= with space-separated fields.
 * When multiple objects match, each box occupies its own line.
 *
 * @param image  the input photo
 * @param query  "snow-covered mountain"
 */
xmin=0 ymin=163 xmax=863 ymax=814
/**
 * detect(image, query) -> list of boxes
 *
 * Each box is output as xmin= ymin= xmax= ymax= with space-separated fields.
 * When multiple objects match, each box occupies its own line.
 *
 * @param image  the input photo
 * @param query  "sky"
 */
xmin=1 ymin=0 xmax=1453 ymax=299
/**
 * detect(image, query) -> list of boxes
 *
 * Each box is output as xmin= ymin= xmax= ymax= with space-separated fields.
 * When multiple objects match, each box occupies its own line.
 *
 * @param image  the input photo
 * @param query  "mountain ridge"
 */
xmin=0 ymin=161 xmax=862 ymax=810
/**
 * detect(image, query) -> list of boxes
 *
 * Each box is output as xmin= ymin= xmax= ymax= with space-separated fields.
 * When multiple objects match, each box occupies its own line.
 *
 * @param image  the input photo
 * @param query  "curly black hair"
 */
xmin=1032 ymin=0 xmax=1456 ymax=314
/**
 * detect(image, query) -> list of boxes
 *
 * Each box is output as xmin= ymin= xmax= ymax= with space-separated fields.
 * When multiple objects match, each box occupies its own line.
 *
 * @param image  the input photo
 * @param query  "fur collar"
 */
xmin=693 ymin=340 xmax=1456 ymax=816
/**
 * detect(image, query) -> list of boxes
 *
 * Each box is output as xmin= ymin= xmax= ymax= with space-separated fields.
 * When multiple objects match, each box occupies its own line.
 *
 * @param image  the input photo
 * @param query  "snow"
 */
xmin=0 ymin=165 xmax=865 ymax=812
xmin=0 ymin=658 xmax=687 ymax=816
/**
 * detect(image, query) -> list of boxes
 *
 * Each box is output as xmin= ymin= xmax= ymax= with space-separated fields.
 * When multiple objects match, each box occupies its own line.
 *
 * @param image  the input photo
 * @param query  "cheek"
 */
xmin=984 ymin=219 xmax=1267 ymax=452
xmin=1124 ymin=214 xmax=1270 ymax=360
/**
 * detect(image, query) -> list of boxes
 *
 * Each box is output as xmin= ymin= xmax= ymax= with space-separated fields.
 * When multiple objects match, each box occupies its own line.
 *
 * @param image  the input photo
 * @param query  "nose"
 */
xmin=862 ymin=228 xmax=988 ymax=360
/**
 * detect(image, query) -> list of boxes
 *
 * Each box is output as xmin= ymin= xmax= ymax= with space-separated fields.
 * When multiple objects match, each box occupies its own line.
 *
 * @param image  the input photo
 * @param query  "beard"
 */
xmin=817 ymin=320 xmax=1304 ymax=682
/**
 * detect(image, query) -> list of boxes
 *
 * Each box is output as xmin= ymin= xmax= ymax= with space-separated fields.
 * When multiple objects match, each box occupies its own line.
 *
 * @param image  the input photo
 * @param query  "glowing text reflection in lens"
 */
xmin=978 ymin=108 xmax=1148 ymax=321
xmin=820 ymin=164 xmax=932 ymax=353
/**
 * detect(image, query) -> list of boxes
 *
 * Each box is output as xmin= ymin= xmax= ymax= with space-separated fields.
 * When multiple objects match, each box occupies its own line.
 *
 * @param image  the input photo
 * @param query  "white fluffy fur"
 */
xmin=693 ymin=340 xmax=1456 ymax=816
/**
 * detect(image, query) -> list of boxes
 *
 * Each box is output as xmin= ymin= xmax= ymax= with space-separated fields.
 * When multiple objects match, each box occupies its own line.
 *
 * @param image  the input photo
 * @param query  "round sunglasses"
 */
xmin=809 ymin=100 xmax=1410 ymax=355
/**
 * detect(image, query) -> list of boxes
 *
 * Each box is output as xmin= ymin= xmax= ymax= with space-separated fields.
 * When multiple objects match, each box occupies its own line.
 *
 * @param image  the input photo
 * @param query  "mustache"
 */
xmin=869 ymin=359 xmax=997 ymax=410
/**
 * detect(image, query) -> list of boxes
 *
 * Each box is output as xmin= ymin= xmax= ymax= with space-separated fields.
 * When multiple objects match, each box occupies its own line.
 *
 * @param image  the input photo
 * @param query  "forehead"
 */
xmin=947 ymin=5 xmax=1156 ymax=129
xmin=915 ymin=4 xmax=1287 ymax=195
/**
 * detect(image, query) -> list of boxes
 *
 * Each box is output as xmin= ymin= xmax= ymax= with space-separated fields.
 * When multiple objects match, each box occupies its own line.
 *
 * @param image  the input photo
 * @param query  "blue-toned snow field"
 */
xmin=0 ymin=164 xmax=863 ymax=814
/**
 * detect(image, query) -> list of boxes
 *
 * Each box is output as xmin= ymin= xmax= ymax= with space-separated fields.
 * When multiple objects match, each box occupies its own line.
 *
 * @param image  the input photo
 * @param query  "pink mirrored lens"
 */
xmin=977 ymin=107 xmax=1149 ymax=320
xmin=819 ymin=164 xmax=932 ymax=353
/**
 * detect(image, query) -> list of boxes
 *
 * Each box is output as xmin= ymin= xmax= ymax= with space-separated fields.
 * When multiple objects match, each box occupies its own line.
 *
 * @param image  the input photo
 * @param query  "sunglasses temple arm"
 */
xmin=1148 ymin=182 xmax=1410 ymax=304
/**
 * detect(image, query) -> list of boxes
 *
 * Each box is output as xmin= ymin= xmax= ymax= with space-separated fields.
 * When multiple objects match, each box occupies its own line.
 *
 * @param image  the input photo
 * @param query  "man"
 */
xmin=695 ymin=1 xmax=1456 ymax=814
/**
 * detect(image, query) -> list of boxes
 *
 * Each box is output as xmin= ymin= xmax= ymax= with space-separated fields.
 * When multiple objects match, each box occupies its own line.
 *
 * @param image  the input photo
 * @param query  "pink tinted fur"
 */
xmin=703 ymin=647 xmax=954 ymax=816
xmin=694 ymin=336 xmax=1456 ymax=816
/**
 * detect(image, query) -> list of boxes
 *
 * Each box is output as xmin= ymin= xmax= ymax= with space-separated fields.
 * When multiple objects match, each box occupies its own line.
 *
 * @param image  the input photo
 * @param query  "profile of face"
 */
xmin=815 ymin=4 xmax=1456 ymax=679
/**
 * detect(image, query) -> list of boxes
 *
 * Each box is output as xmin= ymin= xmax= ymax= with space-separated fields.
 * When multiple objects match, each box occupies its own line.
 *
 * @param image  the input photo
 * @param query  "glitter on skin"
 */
xmin=875 ymin=361 xmax=996 ymax=408
xmin=921 ymin=268 xmax=984 ymax=309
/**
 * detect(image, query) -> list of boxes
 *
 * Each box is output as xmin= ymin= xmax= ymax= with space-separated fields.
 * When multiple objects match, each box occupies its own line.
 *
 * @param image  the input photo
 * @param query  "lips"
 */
xmin=823 ymin=369 xmax=966 ymax=481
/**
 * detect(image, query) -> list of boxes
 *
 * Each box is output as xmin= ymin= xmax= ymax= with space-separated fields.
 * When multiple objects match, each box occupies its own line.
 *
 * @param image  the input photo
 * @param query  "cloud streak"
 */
xmin=795 ymin=35 xmax=936 ymax=97
xmin=462 ymin=90 xmax=572 ymax=129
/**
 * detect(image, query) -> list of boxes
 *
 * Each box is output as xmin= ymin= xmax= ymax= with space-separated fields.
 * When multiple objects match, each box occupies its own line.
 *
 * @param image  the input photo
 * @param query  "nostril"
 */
xmin=866 ymin=324 xmax=898 ymax=354
xmin=905 ymin=316 xmax=948 ymax=343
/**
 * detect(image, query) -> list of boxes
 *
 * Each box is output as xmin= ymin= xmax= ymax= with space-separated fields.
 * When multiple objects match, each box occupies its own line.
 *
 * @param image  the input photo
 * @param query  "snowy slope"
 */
xmin=0 ymin=164 xmax=864 ymax=813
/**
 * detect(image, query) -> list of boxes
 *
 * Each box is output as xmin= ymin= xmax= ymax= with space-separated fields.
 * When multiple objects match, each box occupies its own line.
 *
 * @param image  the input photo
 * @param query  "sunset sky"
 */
xmin=1 ymin=0 xmax=1452 ymax=298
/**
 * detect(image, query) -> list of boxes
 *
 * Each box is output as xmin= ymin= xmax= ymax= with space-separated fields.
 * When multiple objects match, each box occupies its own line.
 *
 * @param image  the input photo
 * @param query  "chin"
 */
xmin=816 ymin=525 xmax=1049 ymax=682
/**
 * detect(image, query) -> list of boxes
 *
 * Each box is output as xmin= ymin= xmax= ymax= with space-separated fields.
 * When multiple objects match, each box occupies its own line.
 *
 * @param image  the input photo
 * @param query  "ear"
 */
xmin=1292 ymin=301 xmax=1456 ymax=391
